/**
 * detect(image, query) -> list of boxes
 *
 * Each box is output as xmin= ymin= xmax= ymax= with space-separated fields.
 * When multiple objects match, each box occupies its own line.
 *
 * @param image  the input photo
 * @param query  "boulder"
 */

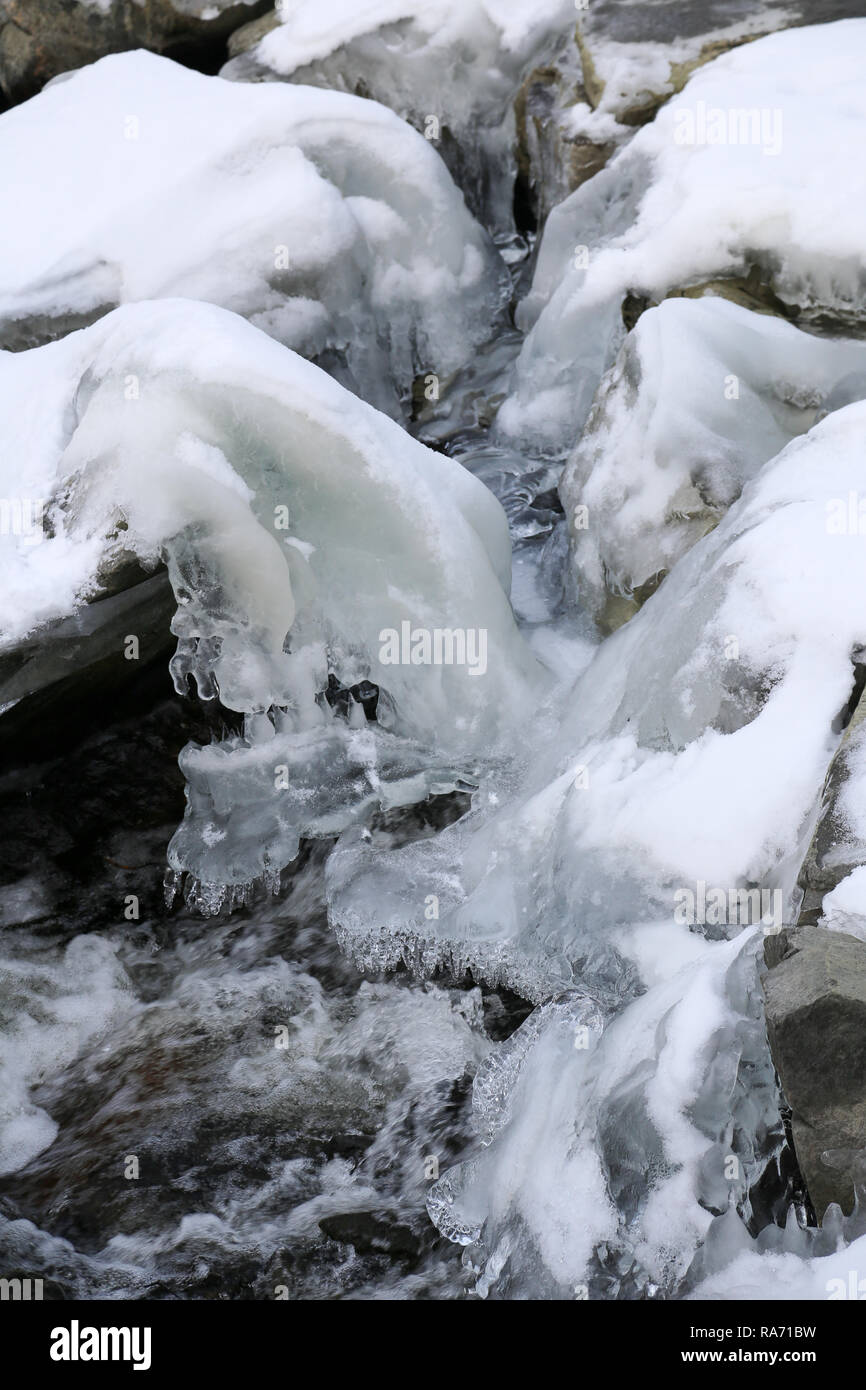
xmin=762 ymin=925 xmax=866 ymax=1219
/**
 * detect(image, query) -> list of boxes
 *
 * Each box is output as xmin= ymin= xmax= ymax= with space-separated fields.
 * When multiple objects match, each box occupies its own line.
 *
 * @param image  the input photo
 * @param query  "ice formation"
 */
xmin=428 ymin=930 xmax=779 ymax=1296
xmin=500 ymin=18 xmax=866 ymax=453
xmin=0 ymin=299 xmax=542 ymax=902
xmin=0 ymin=50 xmax=507 ymax=415
xmin=328 ymin=401 xmax=866 ymax=1291
xmin=222 ymin=0 xmax=574 ymax=232
xmin=559 ymin=295 xmax=866 ymax=630
xmin=332 ymin=401 xmax=866 ymax=984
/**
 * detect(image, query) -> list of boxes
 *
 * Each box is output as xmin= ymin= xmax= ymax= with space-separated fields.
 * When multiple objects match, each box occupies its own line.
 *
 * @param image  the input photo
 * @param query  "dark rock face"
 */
xmin=0 ymin=0 xmax=270 ymax=105
xmin=0 ymin=567 xmax=176 ymax=767
xmin=796 ymin=681 xmax=866 ymax=926
xmin=762 ymin=925 xmax=866 ymax=1220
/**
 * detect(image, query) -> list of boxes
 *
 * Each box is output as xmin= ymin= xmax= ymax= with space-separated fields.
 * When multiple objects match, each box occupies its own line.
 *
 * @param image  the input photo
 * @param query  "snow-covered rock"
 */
xmin=559 ymin=296 xmax=866 ymax=631
xmin=511 ymin=0 xmax=809 ymax=234
xmin=567 ymin=0 xmax=860 ymax=127
xmin=499 ymin=18 xmax=866 ymax=453
xmin=0 ymin=50 xmax=507 ymax=417
xmin=222 ymin=0 xmax=575 ymax=233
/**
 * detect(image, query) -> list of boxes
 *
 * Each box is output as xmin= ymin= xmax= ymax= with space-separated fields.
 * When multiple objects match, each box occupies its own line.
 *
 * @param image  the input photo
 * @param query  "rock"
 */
xmin=500 ymin=19 xmax=866 ymax=456
xmin=318 ymin=1211 xmax=421 ymax=1258
xmin=514 ymin=58 xmax=615 ymax=235
xmin=226 ymin=7 xmax=277 ymax=58
xmin=762 ymin=925 xmax=866 ymax=1219
xmin=796 ymin=677 xmax=866 ymax=926
xmin=0 ymin=566 xmax=177 ymax=765
xmin=0 ymin=0 xmax=270 ymax=105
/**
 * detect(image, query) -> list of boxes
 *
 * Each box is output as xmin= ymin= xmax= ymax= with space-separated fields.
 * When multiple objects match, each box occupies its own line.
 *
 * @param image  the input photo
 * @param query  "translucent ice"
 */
xmin=329 ymin=401 xmax=866 ymax=993
xmin=0 ymin=300 xmax=543 ymax=895
xmin=427 ymin=931 xmax=777 ymax=1296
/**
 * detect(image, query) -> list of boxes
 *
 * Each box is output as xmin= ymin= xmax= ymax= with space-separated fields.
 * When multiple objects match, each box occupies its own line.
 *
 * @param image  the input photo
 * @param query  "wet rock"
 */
xmin=0 ymin=0 xmax=270 ymax=105
xmin=320 ymin=674 xmax=380 ymax=724
xmin=318 ymin=1210 xmax=421 ymax=1259
xmin=762 ymin=925 xmax=866 ymax=1219
xmin=514 ymin=59 xmax=614 ymax=236
xmin=226 ymin=7 xmax=276 ymax=58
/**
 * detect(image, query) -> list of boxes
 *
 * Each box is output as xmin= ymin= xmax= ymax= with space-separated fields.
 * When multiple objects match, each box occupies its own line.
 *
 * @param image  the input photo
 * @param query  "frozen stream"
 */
xmin=4 ymin=8 xmax=866 ymax=1303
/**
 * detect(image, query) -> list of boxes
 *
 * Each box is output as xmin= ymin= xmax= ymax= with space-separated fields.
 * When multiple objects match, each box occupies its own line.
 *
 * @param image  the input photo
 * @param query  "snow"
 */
xmin=259 ymin=0 xmax=573 ymax=71
xmin=689 ymin=1231 xmax=866 ymax=1300
xmin=819 ymin=868 xmax=866 ymax=942
xmin=0 ymin=51 xmax=507 ymax=415
xmin=500 ymin=18 xmax=866 ymax=452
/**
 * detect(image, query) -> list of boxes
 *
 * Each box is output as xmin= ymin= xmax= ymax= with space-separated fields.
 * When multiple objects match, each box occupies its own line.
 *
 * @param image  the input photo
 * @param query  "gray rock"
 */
xmin=0 ymin=0 xmax=270 ymax=106
xmin=762 ymin=925 xmax=866 ymax=1219
xmin=0 ymin=565 xmax=176 ymax=763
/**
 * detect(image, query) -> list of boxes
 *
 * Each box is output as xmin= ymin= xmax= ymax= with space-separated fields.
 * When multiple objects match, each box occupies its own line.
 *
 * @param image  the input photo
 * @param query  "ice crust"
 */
xmin=332 ymin=402 xmax=866 ymax=986
xmin=427 ymin=930 xmax=778 ymax=1296
xmin=0 ymin=51 xmax=507 ymax=416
